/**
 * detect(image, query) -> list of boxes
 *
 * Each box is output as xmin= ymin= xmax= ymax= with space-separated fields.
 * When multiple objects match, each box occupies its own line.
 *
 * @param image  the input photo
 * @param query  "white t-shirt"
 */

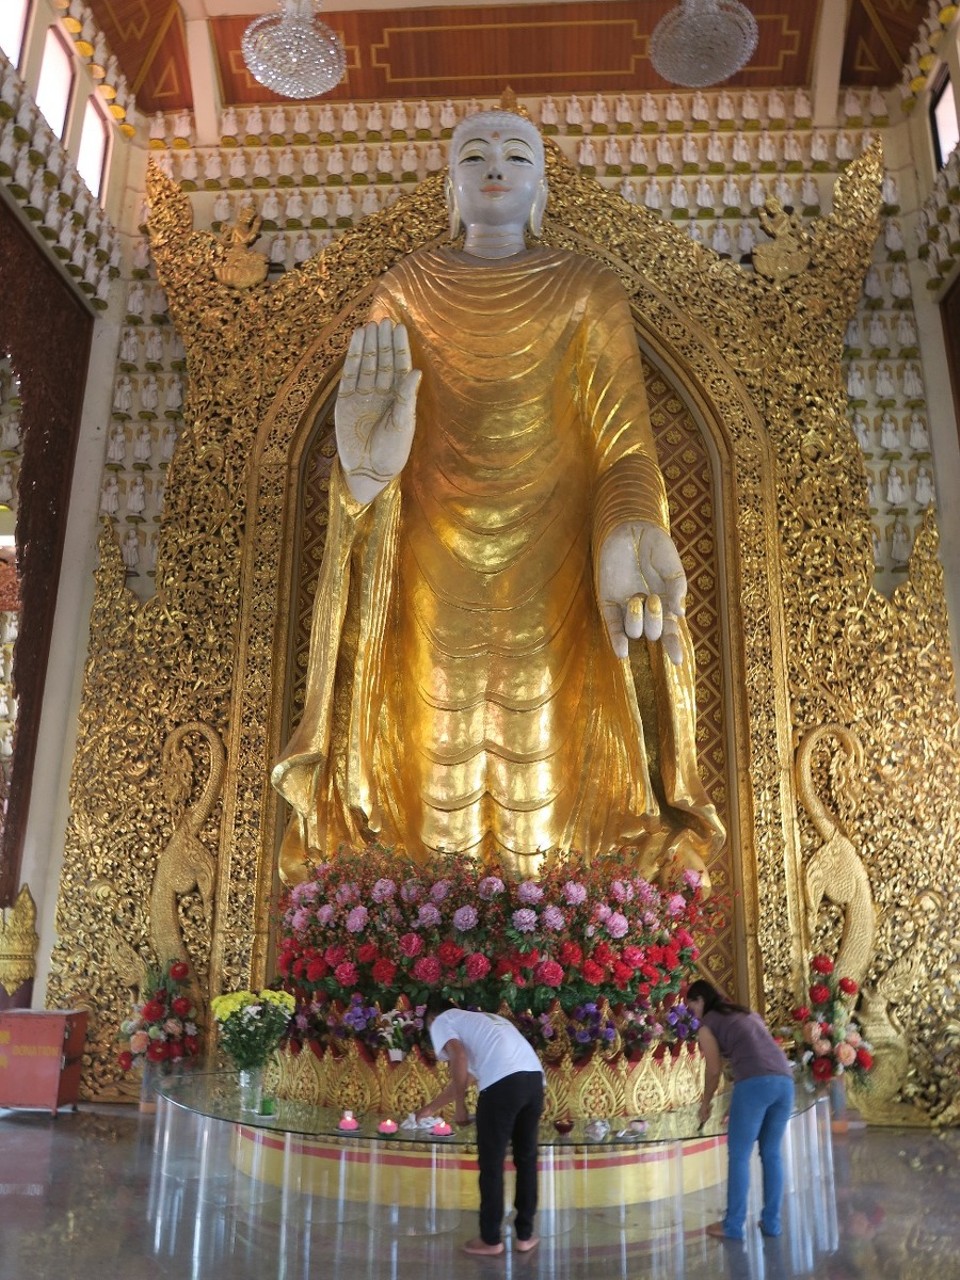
xmin=429 ymin=1010 xmax=544 ymax=1093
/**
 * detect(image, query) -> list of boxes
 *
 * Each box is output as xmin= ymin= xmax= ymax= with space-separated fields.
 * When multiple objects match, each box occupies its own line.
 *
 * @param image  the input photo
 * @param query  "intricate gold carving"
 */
xmin=148 ymin=722 xmax=224 ymax=980
xmin=271 ymin=1039 xmax=703 ymax=1121
xmin=213 ymin=204 xmax=268 ymax=289
xmin=753 ymin=198 xmax=812 ymax=285
xmin=44 ymin=134 xmax=960 ymax=1125
xmin=0 ymin=883 xmax=39 ymax=995
xmin=796 ymin=725 xmax=877 ymax=988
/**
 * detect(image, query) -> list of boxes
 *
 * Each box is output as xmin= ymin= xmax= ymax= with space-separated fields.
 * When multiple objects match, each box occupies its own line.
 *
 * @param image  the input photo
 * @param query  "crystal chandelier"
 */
xmin=242 ymin=0 xmax=347 ymax=100
xmin=649 ymin=0 xmax=759 ymax=88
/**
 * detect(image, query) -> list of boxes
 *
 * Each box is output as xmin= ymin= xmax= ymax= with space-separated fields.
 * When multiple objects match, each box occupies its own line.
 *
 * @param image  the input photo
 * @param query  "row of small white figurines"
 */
xmin=0 ymin=119 xmax=117 ymax=305
xmin=153 ymin=85 xmax=891 ymax=150
xmin=149 ymin=125 xmax=883 ymax=192
xmin=863 ymin=458 xmax=935 ymax=510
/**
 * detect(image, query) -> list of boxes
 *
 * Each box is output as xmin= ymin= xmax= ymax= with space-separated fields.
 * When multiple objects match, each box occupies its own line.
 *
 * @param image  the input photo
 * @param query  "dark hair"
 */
xmin=687 ymin=979 xmax=750 ymax=1017
xmin=424 ymin=992 xmax=459 ymax=1019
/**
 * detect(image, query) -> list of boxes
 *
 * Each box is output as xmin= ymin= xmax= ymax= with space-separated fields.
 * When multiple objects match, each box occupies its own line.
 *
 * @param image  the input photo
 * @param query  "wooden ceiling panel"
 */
xmin=84 ymin=1 xmax=933 ymax=115
xmin=211 ymin=1 xmax=821 ymax=105
xmin=86 ymin=0 xmax=192 ymax=113
xmin=842 ymin=0 xmax=929 ymax=86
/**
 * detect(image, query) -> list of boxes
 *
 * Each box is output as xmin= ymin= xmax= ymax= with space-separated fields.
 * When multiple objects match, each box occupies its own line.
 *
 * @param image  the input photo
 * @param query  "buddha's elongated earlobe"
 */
xmin=529 ymin=178 xmax=548 ymax=237
xmin=445 ymin=175 xmax=462 ymax=239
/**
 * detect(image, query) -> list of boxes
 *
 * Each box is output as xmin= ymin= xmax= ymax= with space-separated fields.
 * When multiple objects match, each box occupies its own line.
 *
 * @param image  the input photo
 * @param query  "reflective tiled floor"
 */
xmin=1 ymin=1103 xmax=959 ymax=1280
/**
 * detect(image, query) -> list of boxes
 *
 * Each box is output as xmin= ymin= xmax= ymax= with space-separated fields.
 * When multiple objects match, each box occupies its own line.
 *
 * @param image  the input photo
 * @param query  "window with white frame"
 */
xmin=77 ymin=93 xmax=110 ymax=200
xmin=35 ymin=23 xmax=74 ymax=139
xmin=930 ymin=70 xmax=959 ymax=171
xmin=0 ymin=0 xmax=30 ymax=68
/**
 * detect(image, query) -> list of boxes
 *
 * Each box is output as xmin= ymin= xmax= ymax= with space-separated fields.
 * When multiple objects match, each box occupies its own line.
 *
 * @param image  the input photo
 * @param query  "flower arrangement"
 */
xmin=378 ymin=1000 xmax=426 ymax=1057
xmin=210 ymin=988 xmax=296 ymax=1070
xmin=275 ymin=848 xmax=714 ymax=1063
xmin=789 ymin=953 xmax=874 ymax=1085
xmin=117 ymin=959 xmax=200 ymax=1072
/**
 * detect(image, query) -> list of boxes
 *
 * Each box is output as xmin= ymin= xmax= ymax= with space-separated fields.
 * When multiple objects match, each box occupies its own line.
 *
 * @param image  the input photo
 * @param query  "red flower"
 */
xmin=581 ymin=959 xmax=605 ymax=985
xmin=117 ymin=1050 xmax=134 ymax=1072
xmin=146 ymin=1040 xmax=168 ymax=1062
xmin=372 ymin=957 xmax=397 ymax=984
xmin=557 ymin=941 xmax=583 ymax=968
xmin=277 ymin=952 xmax=294 ymax=975
xmin=438 ymin=940 xmax=465 ymax=968
xmin=325 ymin=944 xmax=348 ymax=966
xmin=621 ymin=945 xmax=644 ymax=969
xmin=811 ymin=1056 xmax=834 ymax=1081
xmin=855 ymin=1048 xmax=873 ymax=1070
xmin=592 ymin=942 xmax=614 ymax=967
xmin=356 ymin=942 xmax=379 ymax=965
xmin=413 ymin=955 xmax=442 ymax=985
xmin=465 ymin=952 xmax=491 ymax=981
xmin=399 ymin=932 xmax=424 ymax=958
xmin=518 ymin=949 xmax=539 ymax=970
xmin=533 ymin=958 xmax=564 ymax=987
xmin=183 ymin=1035 xmax=199 ymax=1056
xmin=792 ymin=1005 xmax=811 ymax=1022
xmin=493 ymin=955 xmax=515 ymax=979
xmin=334 ymin=961 xmax=359 ymax=986
xmin=838 ymin=977 xmax=858 ymax=995
xmin=612 ymin=961 xmax=634 ymax=988
xmin=168 ymin=961 xmax=190 ymax=981
xmin=809 ymin=983 xmax=831 ymax=1005
xmin=167 ymin=1040 xmax=184 ymax=1060
xmin=811 ymin=954 xmax=835 ymax=975
xmin=171 ymin=996 xmax=192 ymax=1017
xmin=306 ymin=958 xmax=329 ymax=982
xmin=141 ymin=999 xmax=166 ymax=1023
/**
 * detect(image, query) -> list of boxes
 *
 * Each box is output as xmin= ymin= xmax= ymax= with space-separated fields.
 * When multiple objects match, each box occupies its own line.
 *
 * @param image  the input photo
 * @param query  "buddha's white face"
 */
xmin=452 ymin=120 xmax=544 ymax=230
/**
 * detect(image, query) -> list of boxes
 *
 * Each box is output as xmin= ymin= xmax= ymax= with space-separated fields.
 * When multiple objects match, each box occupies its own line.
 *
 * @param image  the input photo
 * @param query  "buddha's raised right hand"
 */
xmin=335 ymin=318 xmax=422 ymax=504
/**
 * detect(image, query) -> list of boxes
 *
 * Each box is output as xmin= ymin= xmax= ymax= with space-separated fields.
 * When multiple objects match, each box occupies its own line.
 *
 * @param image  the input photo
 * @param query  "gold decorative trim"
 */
xmin=0 ymin=884 xmax=39 ymax=996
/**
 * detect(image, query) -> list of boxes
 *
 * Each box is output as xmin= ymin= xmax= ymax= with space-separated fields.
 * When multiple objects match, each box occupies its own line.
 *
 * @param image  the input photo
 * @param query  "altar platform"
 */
xmin=146 ymin=1071 xmax=839 ymax=1278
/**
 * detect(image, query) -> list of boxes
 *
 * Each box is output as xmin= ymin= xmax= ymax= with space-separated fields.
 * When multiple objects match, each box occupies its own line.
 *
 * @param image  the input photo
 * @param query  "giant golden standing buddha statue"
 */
xmin=272 ymin=111 xmax=724 ymax=884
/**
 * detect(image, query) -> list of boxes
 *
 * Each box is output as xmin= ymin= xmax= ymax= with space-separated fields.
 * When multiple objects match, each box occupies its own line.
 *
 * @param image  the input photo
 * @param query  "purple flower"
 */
xmin=478 ymin=876 xmax=505 ymax=899
xmin=316 ymin=904 xmax=335 ymax=926
xmin=400 ymin=879 xmax=423 ymax=903
xmin=542 ymin=905 xmax=566 ymax=932
xmin=512 ymin=908 xmax=538 ymax=933
xmin=290 ymin=881 xmax=318 ymax=905
xmin=563 ymin=881 xmax=587 ymax=905
xmin=682 ymin=869 xmax=702 ymax=891
xmin=634 ymin=879 xmax=657 ymax=905
xmin=606 ymin=911 xmax=629 ymax=939
xmin=346 ymin=905 xmax=369 ymax=933
xmin=417 ymin=903 xmax=441 ymax=928
xmin=610 ymin=879 xmax=633 ymax=903
xmin=335 ymin=882 xmax=360 ymax=905
xmin=642 ymin=910 xmax=659 ymax=928
xmin=372 ymin=878 xmax=397 ymax=903
xmin=430 ymin=879 xmax=452 ymax=902
xmin=290 ymin=907 xmax=311 ymax=931
xmin=517 ymin=881 xmax=544 ymax=904
xmin=453 ymin=905 xmax=478 ymax=931
xmin=595 ymin=904 xmax=612 ymax=923
xmin=666 ymin=893 xmax=686 ymax=917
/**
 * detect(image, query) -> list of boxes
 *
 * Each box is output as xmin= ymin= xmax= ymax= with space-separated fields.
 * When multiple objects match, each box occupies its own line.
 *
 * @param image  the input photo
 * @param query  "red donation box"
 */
xmin=0 ymin=1010 xmax=89 ymax=1113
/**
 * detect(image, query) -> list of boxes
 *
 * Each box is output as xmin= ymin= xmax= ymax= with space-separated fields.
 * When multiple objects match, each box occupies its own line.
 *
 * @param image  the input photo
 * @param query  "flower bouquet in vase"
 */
xmin=789 ymin=954 xmax=874 ymax=1107
xmin=117 ymin=959 xmax=201 ymax=1112
xmin=378 ymin=999 xmax=426 ymax=1061
xmin=210 ymin=988 xmax=296 ymax=1113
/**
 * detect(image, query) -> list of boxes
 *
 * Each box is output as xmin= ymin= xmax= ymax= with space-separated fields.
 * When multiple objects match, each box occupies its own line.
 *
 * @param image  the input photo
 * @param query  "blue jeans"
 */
xmin=723 ymin=1074 xmax=794 ymax=1239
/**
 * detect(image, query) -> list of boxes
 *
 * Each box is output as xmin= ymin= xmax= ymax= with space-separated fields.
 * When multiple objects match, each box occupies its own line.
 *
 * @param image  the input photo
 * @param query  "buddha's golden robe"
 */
xmin=273 ymin=247 xmax=724 ymax=881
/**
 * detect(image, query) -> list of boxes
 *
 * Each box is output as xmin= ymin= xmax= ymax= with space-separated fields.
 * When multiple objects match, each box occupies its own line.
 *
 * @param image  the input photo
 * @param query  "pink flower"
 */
xmin=542 ymin=905 xmax=566 ymax=931
xmin=453 ymin=905 xmax=478 ymax=931
xmin=130 ymin=1030 xmax=149 ymax=1055
xmin=372 ymin=878 xmax=397 ymax=903
xmin=605 ymin=911 xmax=629 ymax=938
xmin=682 ymin=869 xmax=701 ymax=891
xmin=400 ymin=879 xmax=423 ymax=903
xmin=517 ymin=881 xmax=544 ymax=904
xmin=812 ymin=1038 xmax=832 ymax=1057
xmin=844 ymin=1028 xmax=862 ymax=1047
xmin=413 ymin=955 xmax=442 ymax=985
xmin=291 ymin=907 xmax=311 ymax=931
xmin=346 ymin=905 xmax=369 ymax=933
xmin=563 ymin=881 xmax=587 ymax=905
xmin=610 ymin=879 xmax=631 ymax=902
xmin=398 ymin=932 xmax=424 ymax=958
xmin=835 ymin=1041 xmax=856 ymax=1067
xmin=465 ymin=952 xmax=491 ymax=981
xmin=512 ymin=908 xmax=538 ymax=933
xmin=335 ymin=882 xmax=360 ymax=904
xmin=316 ymin=904 xmax=335 ymax=925
xmin=417 ymin=903 xmax=441 ymax=928
xmin=430 ymin=879 xmax=452 ymax=902
xmin=802 ymin=1021 xmax=820 ymax=1044
xmin=334 ymin=961 xmax=359 ymax=986
xmin=478 ymin=876 xmax=505 ymax=899
xmin=666 ymin=893 xmax=686 ymax=917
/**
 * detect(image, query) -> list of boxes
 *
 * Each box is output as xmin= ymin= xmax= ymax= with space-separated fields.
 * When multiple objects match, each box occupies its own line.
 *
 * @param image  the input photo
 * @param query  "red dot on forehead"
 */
xmin=491 ymin=131 xmax=500 ymax=138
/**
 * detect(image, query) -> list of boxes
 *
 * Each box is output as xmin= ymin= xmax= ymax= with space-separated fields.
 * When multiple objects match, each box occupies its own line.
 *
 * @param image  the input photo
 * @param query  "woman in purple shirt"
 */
xmin=686 ymin=978 xmax=794 ymax=1241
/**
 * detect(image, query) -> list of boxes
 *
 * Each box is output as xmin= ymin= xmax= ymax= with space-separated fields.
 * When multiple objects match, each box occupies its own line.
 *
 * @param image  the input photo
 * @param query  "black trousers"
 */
xmin=475 ymin=1070 xmax=545 ymax=1245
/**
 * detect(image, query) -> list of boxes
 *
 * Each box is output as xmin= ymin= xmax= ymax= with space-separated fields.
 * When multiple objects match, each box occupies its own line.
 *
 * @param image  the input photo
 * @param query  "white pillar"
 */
xmin=811 ymin=0 xmax=849 ymax=127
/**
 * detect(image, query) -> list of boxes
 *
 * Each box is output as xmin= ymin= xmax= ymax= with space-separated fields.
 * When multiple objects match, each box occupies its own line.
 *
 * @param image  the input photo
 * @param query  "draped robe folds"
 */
xmin=272 ymin=247 xmax=725 ymax=881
